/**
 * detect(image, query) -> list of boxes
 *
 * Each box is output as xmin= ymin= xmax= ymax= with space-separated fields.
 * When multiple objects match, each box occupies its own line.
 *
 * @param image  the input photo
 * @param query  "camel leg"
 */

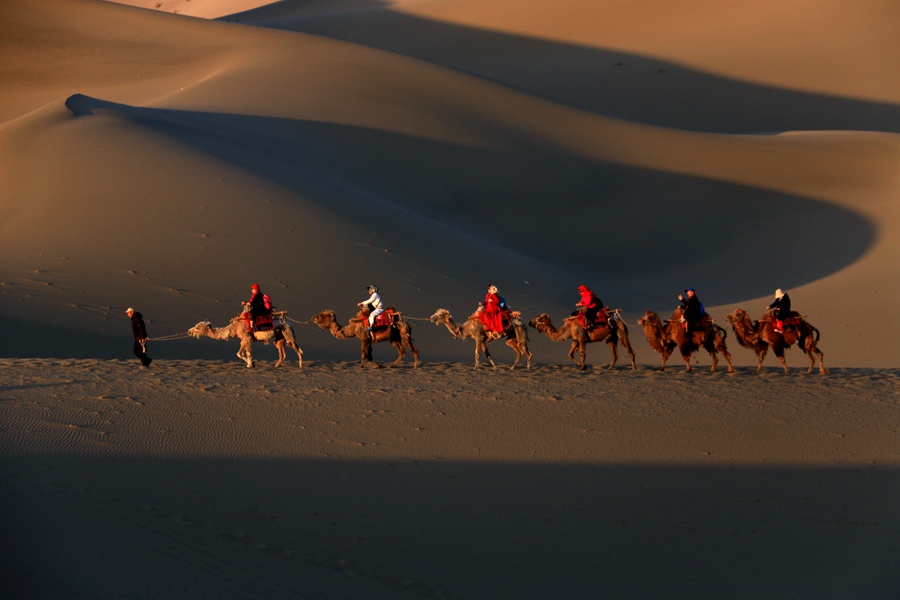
xmin=773 ymin=347 xmax=789 ymax=374
xmin=406 ymin=339 xmax=420 ymax=369
xmin=681 ymin=349 xmax=693 ymax=372
xmin=525 ymin=345 xmax=532 ymax=370
xmin=658 ymin=346 xmax=673 ymax=371
xmin=716 ymin=338 xmax=734 ymax=373
xmin=274 ymin=340 xmax=285 ymax=368
xmin=708 ymin=351 xmax=718 ymax=372
xmin=506 ymin=339 xmax=521 ymax=370
xmin=290 ymin=342 xmax=304 ymax=368
xmin=361 ymin=340 xmax=381 ymax=369
xmin=279 ymin=326 xmax=303 ymax=368
xmin=607 ymin=340 xmax=619 ymax=371
xmin=484 ymin=344 xmax=497 ymax=370
xmin=567 ymin=342 xmax=586 ymax=370
xmin=389 ymin=342 xmax=406 ymax=368
xmin=620 ymin=338 xmax=637 ymax=370
xmin=238 ymin=343 xmax=254 ymax=368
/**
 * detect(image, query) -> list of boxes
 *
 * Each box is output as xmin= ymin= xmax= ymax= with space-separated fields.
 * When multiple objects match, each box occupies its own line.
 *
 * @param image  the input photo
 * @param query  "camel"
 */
xmin=187 ymin=312 xmax=303 ymax=368
xmin=528 ymin=310 xmax=636 ymax=371
xmin=430 ymin=308 xmax=531 ymax=370
xmin=311 ymin=307 xmax=419 ymax=368
xmin=725 ymin=308 xmax=827 ymax=374
xmin=638 ymin=308 xmax=733 ymax=373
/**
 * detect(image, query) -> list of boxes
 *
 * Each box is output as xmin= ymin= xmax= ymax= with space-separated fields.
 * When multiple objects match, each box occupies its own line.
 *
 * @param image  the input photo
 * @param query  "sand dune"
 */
xmin=2 ymin=0 xmax=898 ymax=367
xmin=1 ymin=1 xmax=898 ymax=597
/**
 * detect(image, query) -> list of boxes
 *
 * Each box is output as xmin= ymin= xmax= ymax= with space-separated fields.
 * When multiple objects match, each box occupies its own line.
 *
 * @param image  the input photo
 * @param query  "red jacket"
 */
xmin=577 ymin=286 xmax=599 ymax=309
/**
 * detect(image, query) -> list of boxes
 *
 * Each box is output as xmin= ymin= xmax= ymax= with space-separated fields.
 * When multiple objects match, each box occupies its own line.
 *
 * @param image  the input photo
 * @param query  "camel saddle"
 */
xmin=682 ymin=314 xmax=711 ymax=334
xmin=576 ymin=309 xmax=609 ymax=331
xmin=253 ymin=313 xmax=274 ymax=332
xmin=776 ymin=312 xmax=803 ymax=333
xmin=365 ymin=308 xmax=399 ymax=342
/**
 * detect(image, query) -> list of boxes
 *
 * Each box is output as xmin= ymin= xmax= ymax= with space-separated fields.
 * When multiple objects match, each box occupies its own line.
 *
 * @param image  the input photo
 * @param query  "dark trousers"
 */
xmin=133 ymin=340 xmax=151 ymax=366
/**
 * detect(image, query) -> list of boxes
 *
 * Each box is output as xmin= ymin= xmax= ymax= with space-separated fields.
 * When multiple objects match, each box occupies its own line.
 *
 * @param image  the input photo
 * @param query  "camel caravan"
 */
xmin=185 ymin=283 xmax=826 ymax=374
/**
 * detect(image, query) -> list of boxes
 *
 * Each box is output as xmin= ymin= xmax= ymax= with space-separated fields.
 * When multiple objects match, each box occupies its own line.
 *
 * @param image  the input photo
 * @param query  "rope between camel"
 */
xmin=284 ymin=316 xmax=312 ymax=325
xmin=148 ymin=332 xmax=191 ymax=341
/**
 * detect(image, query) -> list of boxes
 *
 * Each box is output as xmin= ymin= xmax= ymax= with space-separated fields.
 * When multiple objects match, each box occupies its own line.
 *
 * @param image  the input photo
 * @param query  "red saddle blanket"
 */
xmin=577 ymin=311 xmax=609 ymax=330
xmin=371 ymin=309 xmax=396 ymax=330
xmin=254 ymin=314 xmax=274 ymax=332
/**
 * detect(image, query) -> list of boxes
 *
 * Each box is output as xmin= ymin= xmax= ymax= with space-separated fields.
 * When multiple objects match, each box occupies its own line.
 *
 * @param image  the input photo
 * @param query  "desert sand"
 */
xmin=1 ymin=0 xmax=898 ymax=597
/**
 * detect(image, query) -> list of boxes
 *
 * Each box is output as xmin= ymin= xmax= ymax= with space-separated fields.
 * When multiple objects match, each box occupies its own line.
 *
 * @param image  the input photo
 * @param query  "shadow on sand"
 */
xmin=3 ymin=456 xmax=897 ymax=598
xmin=63 ymin=95 xmax=876 ymax=307
xmin=230 ymin=5 xmax=900 ymax=134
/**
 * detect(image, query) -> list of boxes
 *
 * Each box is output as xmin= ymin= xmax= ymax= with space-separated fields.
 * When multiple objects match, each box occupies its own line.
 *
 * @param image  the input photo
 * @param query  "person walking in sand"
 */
xmin=126 ymin=307 xmax=152 ymax=367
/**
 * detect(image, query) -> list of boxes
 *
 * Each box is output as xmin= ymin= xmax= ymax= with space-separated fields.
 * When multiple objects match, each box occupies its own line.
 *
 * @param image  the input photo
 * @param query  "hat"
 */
xmin=251 ymin=283 xmax=260 ymax=290
xmin=685 ymin=287 xmax=695 ymax=293
xmin=125 ymin=307 xmax=134 ymax=313
xmin=775 ymin=289 xmax=784 ymax=299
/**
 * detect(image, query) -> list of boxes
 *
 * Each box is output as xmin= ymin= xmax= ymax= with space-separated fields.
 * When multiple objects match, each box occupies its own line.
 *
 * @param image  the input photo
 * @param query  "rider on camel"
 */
xmin=678 ymin=288 xmax=705 ymax=334
xmin=767 ymin=288 xmax=792 ymax=333
xmin=358 ymin=285 xmax=384 ymax=331
xmin=243 ymin=283 xmax=270 ymax=332
xmin=480 ymin=285 xmax=508 ymax=334
xmin=573 ymin=284 xmax=604 ymax=328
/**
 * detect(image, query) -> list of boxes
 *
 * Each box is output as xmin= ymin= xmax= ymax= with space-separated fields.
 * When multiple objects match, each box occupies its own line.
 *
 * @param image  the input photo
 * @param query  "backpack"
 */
xmin=263 ymin=294 xmax=274 ymax=310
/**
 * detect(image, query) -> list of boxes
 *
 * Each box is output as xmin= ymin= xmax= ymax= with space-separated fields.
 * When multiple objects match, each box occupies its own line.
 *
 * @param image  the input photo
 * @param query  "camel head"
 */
xmin=528 ymin=314 xmax=552 ymax=330
xmin=430 ymin=309 xmax=452 ymax=326
xmin=725 ymin=309 xmax=750 ymax=325
xmin=187 ymin=321 xmax=212 ymax=338
xmin=637 ymin=310 xmax=661 ymax=327
xmin=311 ymin=310 xmax=336 ymax=330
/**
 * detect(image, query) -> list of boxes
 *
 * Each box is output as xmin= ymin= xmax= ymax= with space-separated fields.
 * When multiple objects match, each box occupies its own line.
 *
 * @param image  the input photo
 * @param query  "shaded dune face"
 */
xmin=235 ymin=8 xmax=900 ymax=134
xmin=62 ymin=94 xmax=876 ymax=304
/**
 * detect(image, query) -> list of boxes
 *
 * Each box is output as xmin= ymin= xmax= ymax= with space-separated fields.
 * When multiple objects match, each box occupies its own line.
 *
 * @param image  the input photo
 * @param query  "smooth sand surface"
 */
xmin=2 ymin=358 xmax=898 ymax=598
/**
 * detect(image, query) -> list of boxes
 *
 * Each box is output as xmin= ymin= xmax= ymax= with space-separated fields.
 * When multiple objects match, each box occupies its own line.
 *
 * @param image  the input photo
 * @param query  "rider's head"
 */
xmin=488 ymin=285 xmax=498 ymax=294
xmin=775 ymin=289 xmax=784 ymax=299
xmin=251 ymin=283 xmax=260 ymax=291
xmin=577 ymin=285 xmax=588 ymax=294
xmin=685 ymin=288 xmax=695 ymax=296
xmin=367 ymin=285 xmax=378 ymax=294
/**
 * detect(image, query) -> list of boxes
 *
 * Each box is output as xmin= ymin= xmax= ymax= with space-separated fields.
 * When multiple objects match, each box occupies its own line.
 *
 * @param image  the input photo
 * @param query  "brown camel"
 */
xmin=528 ymin=310 xmax=636 ymax=371
xmin=311 ymin=307 xmax=419 ymax=368
xmin=725 ymin=308 xmax=827 ymax=374
xmin=430 ymin=308 xmax=531 ymax=370
xmin=187 ymin=312 xmax=303 ymax=368
xmin=638 ymin=308 xmax=733 ymax=373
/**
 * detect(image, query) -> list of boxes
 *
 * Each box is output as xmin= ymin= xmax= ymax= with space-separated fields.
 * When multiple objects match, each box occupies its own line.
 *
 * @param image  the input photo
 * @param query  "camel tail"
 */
xmin=715 ymin=324 xmax=727 ymax=339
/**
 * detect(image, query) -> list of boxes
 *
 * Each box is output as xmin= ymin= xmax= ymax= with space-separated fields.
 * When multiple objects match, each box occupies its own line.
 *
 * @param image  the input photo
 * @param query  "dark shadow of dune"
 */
xmin=3 ymin=456 xmax=897 ymax=599
xmin=226 ymin=6 xmax=900 ymax=134
xmin=64 ymin=94 xmax=875 ymax=307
